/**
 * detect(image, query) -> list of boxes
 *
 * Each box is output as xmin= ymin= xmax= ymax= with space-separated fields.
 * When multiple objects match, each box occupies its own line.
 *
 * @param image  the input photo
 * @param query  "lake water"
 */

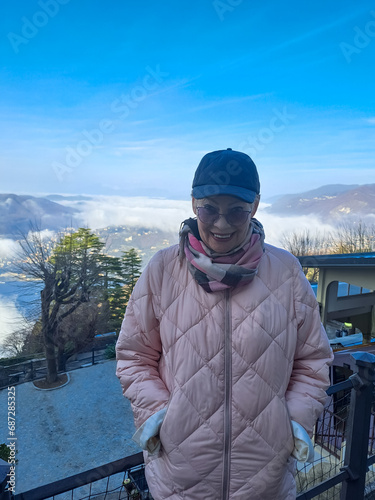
xmin=0 ymin=279 xmax=41 ymax=312
xmin=0 ymin=280 xmax=41 ymax=355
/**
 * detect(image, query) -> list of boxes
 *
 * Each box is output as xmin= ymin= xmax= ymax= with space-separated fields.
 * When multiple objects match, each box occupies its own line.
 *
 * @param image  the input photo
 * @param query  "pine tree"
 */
xmin=121 ymin=248 xmax=142 ymax=307
xmin=98 ymin=254 xmax=127 ymax=332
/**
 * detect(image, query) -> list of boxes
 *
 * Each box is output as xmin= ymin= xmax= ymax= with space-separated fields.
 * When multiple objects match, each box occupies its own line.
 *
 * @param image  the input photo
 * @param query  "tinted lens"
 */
xmin=197 ymin=207 xmax=250 ymax=226
xmin=197 ymin=206 xmax=218 ymax=224
xmin=226 ymin=209 xmax=250 ymax=226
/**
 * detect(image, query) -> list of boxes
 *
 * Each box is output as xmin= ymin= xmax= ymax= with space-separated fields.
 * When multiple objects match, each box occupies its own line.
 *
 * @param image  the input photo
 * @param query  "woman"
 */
xmin=116 ymin=148 xmax=333 ymax=500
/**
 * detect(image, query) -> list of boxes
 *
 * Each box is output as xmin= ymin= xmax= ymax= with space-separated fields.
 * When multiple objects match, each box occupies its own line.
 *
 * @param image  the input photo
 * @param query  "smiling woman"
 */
xmin=192 ymin=195 xmax=257 ymax=254
xmin=116 ymin=148 xmax=333 ymax=500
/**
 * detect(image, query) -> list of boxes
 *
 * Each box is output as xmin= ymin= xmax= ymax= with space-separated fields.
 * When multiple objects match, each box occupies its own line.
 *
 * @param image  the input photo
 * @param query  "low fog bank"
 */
xmin=58 ymin=196 xmax=337 ymax=247
xmin=0 ymin=230 xmax=56 ymax=263
xmin=0 ymin=196 xmax=341 ymax=261
xmin=0 ymin=238 xmax=18 ymax=259
xmin=257 ymin=203 xmax=335 ymax=247
xmin=59 ymin=196 xmax=194 ymax=234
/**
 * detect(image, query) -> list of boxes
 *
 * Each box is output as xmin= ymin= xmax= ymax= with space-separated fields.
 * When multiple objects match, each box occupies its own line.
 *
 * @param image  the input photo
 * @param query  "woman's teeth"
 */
xmin=213 ymin=234 xmax=232 ymax=239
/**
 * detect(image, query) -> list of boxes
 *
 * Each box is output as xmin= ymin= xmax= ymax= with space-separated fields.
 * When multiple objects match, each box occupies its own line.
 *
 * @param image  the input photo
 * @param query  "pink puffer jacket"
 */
xmin=116 ymin=243 xmax=333 ymax=500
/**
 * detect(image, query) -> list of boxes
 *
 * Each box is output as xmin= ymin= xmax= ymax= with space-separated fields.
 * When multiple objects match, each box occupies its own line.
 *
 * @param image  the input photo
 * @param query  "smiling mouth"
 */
xmin=212 ymin=233 xmax=233 ymax=240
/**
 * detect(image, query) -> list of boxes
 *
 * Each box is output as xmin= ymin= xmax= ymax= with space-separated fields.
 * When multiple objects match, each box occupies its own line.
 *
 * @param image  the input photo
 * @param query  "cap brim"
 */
xmin=192 ymin=185 xmax=257 ymax=203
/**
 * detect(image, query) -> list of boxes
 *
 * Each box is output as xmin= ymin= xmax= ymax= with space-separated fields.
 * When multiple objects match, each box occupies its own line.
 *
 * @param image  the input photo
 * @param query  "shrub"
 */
xmin=0 ymin=443 xmax=18 ymax=464
xmin=105 ymin=344 xmax=116 ymax=359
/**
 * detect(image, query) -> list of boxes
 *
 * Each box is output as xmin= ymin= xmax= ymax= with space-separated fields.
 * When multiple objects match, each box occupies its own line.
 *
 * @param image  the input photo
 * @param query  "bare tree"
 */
xmin=281 ymin=221 xmax=375 ymax=283
xmin=1 ymin=328 xmax=30 ymax=357
xmin=280 ymin=229 xmax=332 ymax=281
xmin=333 ymin=221 xmax=375 ymax=254
xmin=281 ymin=229 xmax=332 ymax=257
xmin=13 ymin=227 xmax=104 ymax=383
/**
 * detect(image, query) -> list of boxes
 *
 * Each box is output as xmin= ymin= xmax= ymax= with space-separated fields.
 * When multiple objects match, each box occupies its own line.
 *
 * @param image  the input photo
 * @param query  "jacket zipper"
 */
xmin=222 ymin=288 xmax=232 ymax=500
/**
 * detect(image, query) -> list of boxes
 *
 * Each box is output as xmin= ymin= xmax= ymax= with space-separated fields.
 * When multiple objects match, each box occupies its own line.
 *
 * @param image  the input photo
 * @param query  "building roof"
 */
xmin=297 ymin=252 xmax=375 ymax=268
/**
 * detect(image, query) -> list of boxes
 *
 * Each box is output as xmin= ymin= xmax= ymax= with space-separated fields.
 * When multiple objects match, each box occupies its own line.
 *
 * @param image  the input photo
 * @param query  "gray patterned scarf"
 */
xmin=179 ymin=218 xmax=265 ymax=293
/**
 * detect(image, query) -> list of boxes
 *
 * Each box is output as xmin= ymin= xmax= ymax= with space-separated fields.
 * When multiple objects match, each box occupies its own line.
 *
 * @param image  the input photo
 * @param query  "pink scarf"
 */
xmin=179 ymin=218 xmax=265 ymax=293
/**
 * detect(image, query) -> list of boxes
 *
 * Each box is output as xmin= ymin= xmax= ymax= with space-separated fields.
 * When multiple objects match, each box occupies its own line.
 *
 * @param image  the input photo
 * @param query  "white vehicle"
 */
xmin=327 ymin=321 xmax=363 ymax=348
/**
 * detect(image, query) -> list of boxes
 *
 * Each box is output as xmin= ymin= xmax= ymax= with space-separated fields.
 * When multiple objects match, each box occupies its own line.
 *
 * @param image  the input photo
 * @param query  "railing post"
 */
xmin=30 ymin=360 xmax=33 ymax=380
xmin=341 ymin=352 xmax=375 ymax=500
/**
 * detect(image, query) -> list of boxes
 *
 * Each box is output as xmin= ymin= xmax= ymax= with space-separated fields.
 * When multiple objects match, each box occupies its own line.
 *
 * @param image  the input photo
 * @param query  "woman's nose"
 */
xmin=213 ymin=214 xmax=232 ymax=230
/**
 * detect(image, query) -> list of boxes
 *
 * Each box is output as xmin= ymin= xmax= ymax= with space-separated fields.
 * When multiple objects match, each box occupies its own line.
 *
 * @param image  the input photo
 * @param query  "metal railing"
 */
xmin=1 ymin=453 xmax=147 ymax=500
xmin=2 ymin=352 xmax=375 ymax=500
xmin=0 ymin=345 xmax=115 ymax=389
xmin=296 ymin=352 xmax=375 ymax=499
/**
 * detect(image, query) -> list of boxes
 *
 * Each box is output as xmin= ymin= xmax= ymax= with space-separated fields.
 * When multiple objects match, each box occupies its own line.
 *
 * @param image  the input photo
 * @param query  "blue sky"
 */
xmin=1 ymin=0 xmax=375 ymax=200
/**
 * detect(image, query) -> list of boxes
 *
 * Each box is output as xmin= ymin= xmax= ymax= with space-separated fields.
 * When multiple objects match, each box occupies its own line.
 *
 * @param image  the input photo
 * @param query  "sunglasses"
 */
xmin=197 ymin=205 xmax=252 ymax=227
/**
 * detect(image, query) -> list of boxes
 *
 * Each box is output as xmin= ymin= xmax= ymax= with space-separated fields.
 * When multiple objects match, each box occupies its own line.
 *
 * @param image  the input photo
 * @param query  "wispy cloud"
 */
xmin=188 ymin=94 xmax=274 ymax=113
xmin=273 ymin=12 xmax=364 ymax=52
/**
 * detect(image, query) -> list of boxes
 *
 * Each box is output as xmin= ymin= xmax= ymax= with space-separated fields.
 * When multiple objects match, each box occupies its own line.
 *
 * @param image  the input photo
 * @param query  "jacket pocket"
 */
xmin=158 ymin=395 xmax=175 ymax=453
xmin=283 ymin=399 xmax=296 ymax=455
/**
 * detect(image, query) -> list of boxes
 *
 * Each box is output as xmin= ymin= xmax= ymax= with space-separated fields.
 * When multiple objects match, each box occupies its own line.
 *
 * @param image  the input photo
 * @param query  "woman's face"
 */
xmin=192 ymin=194 xmax=258 ymax=254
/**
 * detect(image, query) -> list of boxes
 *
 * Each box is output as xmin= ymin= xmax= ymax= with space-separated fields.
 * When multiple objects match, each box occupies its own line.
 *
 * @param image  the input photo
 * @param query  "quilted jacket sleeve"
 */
xmin=285 ymin=260 xmax=334 ymax=437
xmin=116 ymin=251 xmax=170 ymax=428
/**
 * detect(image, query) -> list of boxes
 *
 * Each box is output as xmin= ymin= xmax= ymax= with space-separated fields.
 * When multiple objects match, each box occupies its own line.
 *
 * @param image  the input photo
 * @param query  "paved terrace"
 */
xmin=0 ymin=360 xmax=140 ymax=494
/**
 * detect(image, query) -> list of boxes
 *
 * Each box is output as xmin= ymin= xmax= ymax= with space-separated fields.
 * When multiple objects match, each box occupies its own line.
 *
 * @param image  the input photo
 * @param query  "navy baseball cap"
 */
xmin=192 ymin=148 xmax=260 ymax=203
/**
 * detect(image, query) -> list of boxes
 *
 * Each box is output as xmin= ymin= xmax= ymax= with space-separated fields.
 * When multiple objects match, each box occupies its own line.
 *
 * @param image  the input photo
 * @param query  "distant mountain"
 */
xmin=263 ymin=184 xmax=360 ymax=205
xmin=265 ymin=184 xmax=375 ymax=219
xmin=0 ymin=194 xmax=79 ymax=238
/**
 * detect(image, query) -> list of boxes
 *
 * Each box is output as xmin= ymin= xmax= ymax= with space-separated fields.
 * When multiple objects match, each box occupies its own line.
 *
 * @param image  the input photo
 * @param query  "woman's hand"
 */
xmin=291 ymin=420 xmax=315 ymax=463
xmin=132 ymin=407 xmax=167 ymax=455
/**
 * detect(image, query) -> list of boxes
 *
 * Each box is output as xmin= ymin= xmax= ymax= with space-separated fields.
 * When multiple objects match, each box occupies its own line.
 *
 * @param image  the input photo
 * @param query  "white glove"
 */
xmin=132 ymin=408 xmax=167 ymax=455
xmin=291 ymin=420 xmax=315 ymax=463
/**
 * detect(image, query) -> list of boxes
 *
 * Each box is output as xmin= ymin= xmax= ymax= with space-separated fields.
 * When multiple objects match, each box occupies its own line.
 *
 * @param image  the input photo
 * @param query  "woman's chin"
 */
xmin=206 ymin=234 xmax=237 ymax=253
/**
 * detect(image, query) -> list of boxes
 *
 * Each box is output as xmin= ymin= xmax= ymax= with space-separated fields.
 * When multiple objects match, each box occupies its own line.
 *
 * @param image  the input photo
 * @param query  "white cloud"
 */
xmin=63 ymin=196 xmax=194 ymax=233
xmin=58 ymin=195 xmax=338 ymax=247
xmin=257 ymin=204 xmax=336 ymax=247
xmin=27 ymin=229 xmax=56 ymax=241
xmin=0 ymin=238 xmax=19 ymax=259
xmin=188 ymin=93 xmax=273 ymax=113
